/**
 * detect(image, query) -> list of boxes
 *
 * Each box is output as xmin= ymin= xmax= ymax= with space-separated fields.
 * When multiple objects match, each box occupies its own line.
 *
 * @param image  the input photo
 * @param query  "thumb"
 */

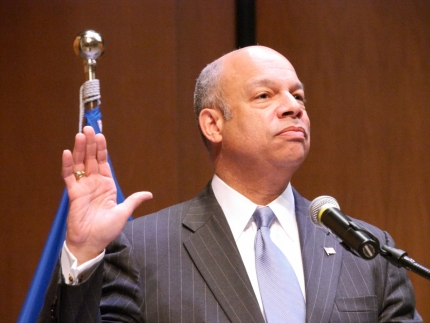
xmin=119 ymin=191 xmax=153 ymax=217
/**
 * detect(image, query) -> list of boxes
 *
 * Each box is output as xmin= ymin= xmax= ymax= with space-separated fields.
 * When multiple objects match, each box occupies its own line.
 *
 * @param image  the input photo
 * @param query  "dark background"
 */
xmin=1 ymin=1 xmax=429 ymax=321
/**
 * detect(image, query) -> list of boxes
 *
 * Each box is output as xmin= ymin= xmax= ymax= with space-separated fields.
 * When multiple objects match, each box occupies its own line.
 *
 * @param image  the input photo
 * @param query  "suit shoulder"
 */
xmin=124 ymin=198 xmax=193 ymax=231
xmin=292 ymin=188 xmax=391 ymax=245
xmin=124 ymin=182 xmax=214 ymax=232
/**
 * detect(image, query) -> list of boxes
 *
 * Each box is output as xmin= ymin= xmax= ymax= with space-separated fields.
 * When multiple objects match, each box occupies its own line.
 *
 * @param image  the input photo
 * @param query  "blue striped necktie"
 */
xmin=253 ymin=206 xmax=306 ymax=323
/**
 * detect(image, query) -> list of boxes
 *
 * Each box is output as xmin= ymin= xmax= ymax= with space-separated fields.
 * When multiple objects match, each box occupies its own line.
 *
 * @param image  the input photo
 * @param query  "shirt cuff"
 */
xmin=61 ymin=241 xmax=105 ymax=285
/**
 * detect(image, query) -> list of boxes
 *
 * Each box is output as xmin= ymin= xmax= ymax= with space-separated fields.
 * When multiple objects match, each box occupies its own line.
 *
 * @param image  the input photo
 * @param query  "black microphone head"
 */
xmin=309 ymin=196 xmax=340 ymax=226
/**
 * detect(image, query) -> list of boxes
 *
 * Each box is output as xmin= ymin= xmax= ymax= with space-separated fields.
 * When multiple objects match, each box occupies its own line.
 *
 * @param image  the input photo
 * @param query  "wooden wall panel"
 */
xmin=4 ymin=0 xmax=428 ymax=320
xmin=257 ymin=0 xmax=430 ymax=320
xmin=0 ymin=1 xmax=234 ymax=321
xmin=172 ymin=0 xmax=235 ymax=203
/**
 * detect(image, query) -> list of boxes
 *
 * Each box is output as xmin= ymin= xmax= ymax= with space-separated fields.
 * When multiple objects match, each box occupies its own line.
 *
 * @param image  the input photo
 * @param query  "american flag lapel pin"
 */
xmin=324 ymin=247 xmax=336 ymax=256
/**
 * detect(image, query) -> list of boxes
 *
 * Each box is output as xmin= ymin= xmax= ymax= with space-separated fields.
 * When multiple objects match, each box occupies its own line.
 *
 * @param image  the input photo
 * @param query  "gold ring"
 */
xmin=74 ymin=171 xmax=86 ymax=180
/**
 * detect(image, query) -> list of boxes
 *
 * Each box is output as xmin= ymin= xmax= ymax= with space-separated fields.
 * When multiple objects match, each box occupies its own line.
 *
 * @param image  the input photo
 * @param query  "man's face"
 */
xmin=218 ymin=47 xmax=310 ymax=172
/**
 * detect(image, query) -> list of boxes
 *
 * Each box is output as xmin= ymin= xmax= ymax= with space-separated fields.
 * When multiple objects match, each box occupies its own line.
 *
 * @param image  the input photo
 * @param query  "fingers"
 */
xmin=83 ymin=126 xmax=99 ymax=175
xmin=72 ymin=132 xmax=86 ymax=174
xmin=62 ymin=149 xmax=75 ymax=188
xmin=95 ymin=133 xmax=112 ymax=177
xmin=69 ymin=126 xmax=110 ymax=178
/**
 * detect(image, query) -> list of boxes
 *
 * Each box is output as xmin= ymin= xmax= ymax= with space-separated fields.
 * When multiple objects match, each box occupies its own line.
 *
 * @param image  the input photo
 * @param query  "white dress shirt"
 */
xmin=211 ymin=175 xmax=305 ymax=314
xmin=62 ymin=175 xmax=305 ymax=315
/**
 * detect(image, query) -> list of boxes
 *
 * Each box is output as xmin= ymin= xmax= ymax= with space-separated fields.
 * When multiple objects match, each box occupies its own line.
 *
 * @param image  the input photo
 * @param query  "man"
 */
xmin=38 ymin=46 xmax=422 ymax=322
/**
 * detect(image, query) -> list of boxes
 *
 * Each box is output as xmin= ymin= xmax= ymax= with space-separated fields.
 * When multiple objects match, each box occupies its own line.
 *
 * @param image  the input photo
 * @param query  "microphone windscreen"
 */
xmin=309 ymin=196 xmax=340 ymax=226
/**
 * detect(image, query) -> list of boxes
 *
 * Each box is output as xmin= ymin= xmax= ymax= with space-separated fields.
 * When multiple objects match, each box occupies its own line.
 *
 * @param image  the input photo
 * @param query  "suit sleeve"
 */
xmin=37 ymin=258 xmax=104 ymax=323
xmin=378 ymin=231 xmax=422 ymax=323
xmin=37 ymin=231 xmax=144 ymax=323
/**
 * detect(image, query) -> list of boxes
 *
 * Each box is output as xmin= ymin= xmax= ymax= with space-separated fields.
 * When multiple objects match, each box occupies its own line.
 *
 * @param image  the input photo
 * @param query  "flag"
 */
xmin=18 ymin=106 xmax=126 ymax=322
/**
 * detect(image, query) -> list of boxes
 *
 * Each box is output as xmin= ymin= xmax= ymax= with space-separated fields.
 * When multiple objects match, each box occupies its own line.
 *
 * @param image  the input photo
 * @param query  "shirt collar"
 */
xmin=211 ymin=174 xmax=297 ymax=242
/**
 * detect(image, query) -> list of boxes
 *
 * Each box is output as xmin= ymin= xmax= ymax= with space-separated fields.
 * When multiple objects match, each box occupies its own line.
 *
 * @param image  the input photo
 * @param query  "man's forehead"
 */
xmin=221 ymin=46 xmax=296 ymax=76
xmin=223 ymin=46 xmax=292 ymax=65
xmin=219 ymin=47 xmax=301 ymax=91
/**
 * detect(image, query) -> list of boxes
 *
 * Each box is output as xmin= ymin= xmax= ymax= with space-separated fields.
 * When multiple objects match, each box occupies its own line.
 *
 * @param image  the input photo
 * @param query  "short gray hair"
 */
xmin=193 ymin=58 xmax=232 ymax=121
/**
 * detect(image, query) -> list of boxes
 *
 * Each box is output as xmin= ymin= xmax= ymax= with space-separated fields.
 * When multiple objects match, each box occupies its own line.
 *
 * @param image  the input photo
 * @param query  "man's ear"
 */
xmin=199 ymin=108 xmax=224 ymax=144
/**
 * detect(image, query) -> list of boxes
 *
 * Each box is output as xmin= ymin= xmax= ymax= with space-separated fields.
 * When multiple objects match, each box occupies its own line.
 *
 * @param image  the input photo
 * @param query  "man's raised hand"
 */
xmin=62 ymin=126 xmax=152 ymax=265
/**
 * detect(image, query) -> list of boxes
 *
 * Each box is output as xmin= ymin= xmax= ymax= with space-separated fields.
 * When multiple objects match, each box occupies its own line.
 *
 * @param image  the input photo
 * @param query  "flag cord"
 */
xmin=79 ymin=79 xmax=101 ymax=132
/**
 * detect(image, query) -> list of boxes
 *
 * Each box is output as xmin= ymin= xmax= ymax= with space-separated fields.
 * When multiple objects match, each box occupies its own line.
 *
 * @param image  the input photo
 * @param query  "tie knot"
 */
xmin=253 ymin=206 xmax=276 ymax=229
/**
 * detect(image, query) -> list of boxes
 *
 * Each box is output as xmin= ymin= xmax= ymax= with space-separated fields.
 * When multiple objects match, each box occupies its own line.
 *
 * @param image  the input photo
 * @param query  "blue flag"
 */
xmin=18 ymin=107 xmax=126 ymax=322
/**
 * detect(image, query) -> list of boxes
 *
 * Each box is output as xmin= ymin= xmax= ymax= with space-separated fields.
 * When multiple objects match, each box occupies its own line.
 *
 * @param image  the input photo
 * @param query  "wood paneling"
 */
xmin=2 ymin=0 xmax=429 ymax=321
xmin=257 ymin=0 xmax=430 ymax=320
xmin=0 ymin=1 xmax=234 ymax=321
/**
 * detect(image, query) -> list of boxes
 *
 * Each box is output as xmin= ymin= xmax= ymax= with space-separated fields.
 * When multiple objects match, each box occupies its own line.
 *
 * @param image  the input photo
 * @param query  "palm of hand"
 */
xmin=63 ymin=126 xmax=152 ymax=264
xmin=67 ymin=171 xmax=122 ymax=255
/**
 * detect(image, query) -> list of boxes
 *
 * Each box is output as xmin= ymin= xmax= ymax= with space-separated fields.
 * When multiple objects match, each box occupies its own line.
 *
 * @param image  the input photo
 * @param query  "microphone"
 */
xmin=309 ymin=196 xmax=380 ymax=260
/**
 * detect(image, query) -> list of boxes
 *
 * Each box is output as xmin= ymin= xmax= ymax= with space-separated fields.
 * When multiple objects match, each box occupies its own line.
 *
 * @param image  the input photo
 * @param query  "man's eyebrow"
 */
xmin=246 ymin=78 xmax=275 ymax=88
xmin=246 ymin=78 xmax=305 ymax=91
xmin=296 ymin=82 xmax=305 ymax=91
xmin=291 ymin=81 xmax=305 ymax=91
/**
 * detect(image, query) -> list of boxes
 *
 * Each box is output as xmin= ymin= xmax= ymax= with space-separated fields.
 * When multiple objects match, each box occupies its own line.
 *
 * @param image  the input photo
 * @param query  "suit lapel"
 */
xmin=294 ymin=189 xmax=343 ymax=323
xmin=183 ymin=184 xmax=265 ymax=323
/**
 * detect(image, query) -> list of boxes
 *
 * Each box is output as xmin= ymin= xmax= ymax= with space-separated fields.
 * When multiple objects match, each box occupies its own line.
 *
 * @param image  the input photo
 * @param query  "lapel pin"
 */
xmin=324 ymin=247 xmax=336 ymax=256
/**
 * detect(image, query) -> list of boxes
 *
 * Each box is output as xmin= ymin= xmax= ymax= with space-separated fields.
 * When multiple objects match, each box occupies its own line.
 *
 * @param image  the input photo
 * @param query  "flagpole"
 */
xmin=73 ymin=31 xmax=126 ymax=205
xmin=18 ymin=30 xmax=109 ymax=323
xmin=73 ymin=30 xmax=105 ymax=110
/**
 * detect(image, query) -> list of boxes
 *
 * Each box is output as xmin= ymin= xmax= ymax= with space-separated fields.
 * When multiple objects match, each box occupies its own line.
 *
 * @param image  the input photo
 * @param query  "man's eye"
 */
xmin=257 ymin=93 xmax=269 ymax=99
xmin=294 ymin=94 xmax=306 ymax=102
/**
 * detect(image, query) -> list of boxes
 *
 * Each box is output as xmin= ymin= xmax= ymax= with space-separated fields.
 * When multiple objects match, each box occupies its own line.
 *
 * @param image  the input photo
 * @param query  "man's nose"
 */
xmin=277 ymin=92 xmax=303 ymax=119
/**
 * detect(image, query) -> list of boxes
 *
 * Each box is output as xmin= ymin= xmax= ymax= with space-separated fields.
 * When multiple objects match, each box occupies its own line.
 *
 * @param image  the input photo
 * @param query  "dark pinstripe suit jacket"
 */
xmin=39 ymin=184 xmax=422 ymax=323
